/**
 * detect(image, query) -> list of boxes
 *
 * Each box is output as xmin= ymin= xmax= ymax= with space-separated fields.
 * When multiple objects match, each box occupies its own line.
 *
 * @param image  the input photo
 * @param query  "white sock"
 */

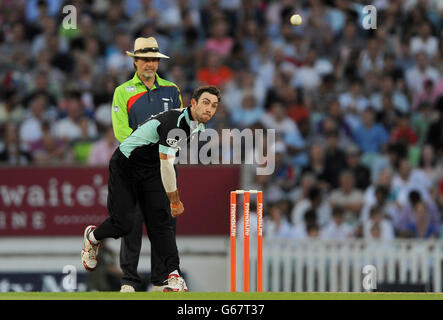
xmin=169 ymin=270 xmax=179 ymax=277
xmin=88 ymin=230 xmax=99 ymax=244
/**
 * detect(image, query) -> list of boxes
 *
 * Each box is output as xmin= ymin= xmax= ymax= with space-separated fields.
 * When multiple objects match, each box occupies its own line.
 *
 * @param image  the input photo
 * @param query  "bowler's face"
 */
xmin=192 ymin=92 xmax=219 ymax=123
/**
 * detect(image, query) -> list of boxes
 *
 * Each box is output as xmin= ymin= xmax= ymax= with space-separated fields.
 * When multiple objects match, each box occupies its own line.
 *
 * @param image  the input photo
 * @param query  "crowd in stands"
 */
xmin=1 ymin=0 xmax=442 ymax=240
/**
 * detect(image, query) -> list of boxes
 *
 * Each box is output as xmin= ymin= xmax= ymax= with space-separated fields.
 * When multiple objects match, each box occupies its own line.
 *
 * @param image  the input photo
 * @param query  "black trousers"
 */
xmin=119 ymin=195 xmax=178 ymax=288
xmin=94 ymin=148 xmax=180 ymax=287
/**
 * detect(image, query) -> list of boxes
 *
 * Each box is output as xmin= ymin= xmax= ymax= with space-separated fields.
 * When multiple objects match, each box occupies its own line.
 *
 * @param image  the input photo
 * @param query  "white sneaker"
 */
xmin=81 ymin=225 xmax=100 ymax=271
xmin=163 ymin=274 xmax=187 ymax=292
xmin=151 ymin=284 xmax=168 ymax=292
xmin=120 ymin=285 xmax=135 ymax=293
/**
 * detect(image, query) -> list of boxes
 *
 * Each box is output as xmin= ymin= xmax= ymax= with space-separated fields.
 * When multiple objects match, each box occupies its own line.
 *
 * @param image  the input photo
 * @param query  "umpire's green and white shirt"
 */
xmin=119 ymin=107 xmax=204 ymax=168
xmin=112 ymin=72 xmax=183 ymax=143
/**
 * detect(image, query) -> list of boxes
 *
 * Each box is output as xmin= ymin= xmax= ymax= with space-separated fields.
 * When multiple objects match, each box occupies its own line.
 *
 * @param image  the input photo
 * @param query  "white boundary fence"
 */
xmin=229 ymin=239 xmax=443 ymax=292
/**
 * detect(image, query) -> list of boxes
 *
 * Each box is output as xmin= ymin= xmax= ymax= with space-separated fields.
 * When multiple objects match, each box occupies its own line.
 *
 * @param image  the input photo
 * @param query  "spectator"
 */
xmin=396 ymin=39 xmax=415 ymax=72
xmin=302 ymin=1 xmax=334 ymax=56
xmin=93 ymin=76 xmax=119 ymax=130
xmin=292 ymin=209 xmax=318 ymax=240
xmin=293 ymin=47 xmax=331 ymax=92
xmin=323 ymin=129 xmax=347 ymax=190
xmin=404 ymin=198 xmax=440 ymax=239
xmin=46 ymin=32 xmax=76 ymax=74
xmin=106 ymin=30 xmax=134 ymax=76
xmin=264 ymin=204 xmax=293 ymax=239
xmin=69 ymin=118 xmax=97 ymax=164
xmin=306 ymin=222 xmax=320 ymax=239
xmin=0 ymin=21 xmax=30 ymax=63
xmin=363 ymin=206 xmax=395 ymax=241
xmin=230 ymin=91 xmax=264 ymax=129
xmin=32 ymin=122 xmax=69 ymax=165
xmin=223 ymin=69 xmax=265 ymax=114
xmin=310 ymin=73 xmax=338 ymax=112
xmin=353 ymin=107 xmax=389 ymax=155
xmin=243 ymin=169 xmax=285 ymax=205
xmin=335 ymin=21 xmax=364 ymax=61
xmin=197 ymin=50 xmax=233 ymax=88
xmin=363 ymin=167 xmax=396 ymax=209
xmin=369 ymin=74 xmax=410 ymax=113
xmin=285 ymin=117 xmax=312 ymax=168
xmin=239 ymin=18 xmax=264 ymax=58
xmin=53 ymin=91 xmax=98 ymax=142
xmin=204 ymin=19 xmax=234 ymax=58
xmin=0 ymin=123 xmax=33 ymax=165
xmin=95 ymin=1 xmax=130 ymax=45
xmin=368 ymin=223 xmax=381 ymax=239
xmin=439 ymin=179 xmax=443 ymax=211
xmin=411 ymin=101 xmax=433 ymax=146
xmin=317 ymin=100 xmax=353 ymax=142
xmin=339 ymin=79 xmax=370 ymax=114
xmin=87 ymin=126 xmax=119 ymax=166
xmin=375 ymin=94 xmax=398 ymax=134
xmin=129 ymin=1 xmax=160 ymax=33
xmin=406 ymin=52 xmax=440 ymax=93
xmin=22 ymin=69 xmax=58 ymax=109
xmin=359 ymin=37 xmax=384 ymax=75
xmin=392 ymin=157 xmax=432 ymax=206
xmin=361 ymin=184 xmax=398 ymax=224
xmin=300 ymin=142 xmax=329 ymax=190
xmin=291 ymin=186 xmax=331 ymax=228
xmin=416 ymin=144 xmax=442 ymax=194
xmin=0 ymin=89 xmax=24 ymax=126
xmin=286 ymin=89 xmax=310 ymax=126
xmin=261 ymin=101 xmax=297 ymax=139
xmin=19 ymin=93 xmax=49 ymax=147
xmin=288 ymin=172 xmax=316 ymax=206
xmin=412 ymin=78 xmax=437 ymax=111
xmin=320 ymin=207 xmax=354 ymax=240
xmin=434 ymin=42 xmax=443 ymax=75
xmin=382 ymin=52 xmax=405 ymax=84
xmin=329 ymin=171 xmax=364 ymax=226
xmin=425 ymin=96 xmax=443 ymax=155
xmin=25 ymin=0 xmax=61 ymax=23
xmin=31 ymin=16 xmax=68 ymax=58
xmin=344 ymin=144 xmax=371 ymax=191
xmin=410 ymin=22 xmax=439 ymax=59
xmin=271 ymin=141 xmax=296 ymax=192
xmin=395 ymin=190 xmax=440 ymax=237
xmin=390 ymin=111 xmax=419 ymax=146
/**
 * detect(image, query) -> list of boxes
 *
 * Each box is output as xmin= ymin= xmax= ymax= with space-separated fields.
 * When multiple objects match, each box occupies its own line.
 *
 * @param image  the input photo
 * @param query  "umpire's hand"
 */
xmin=170 ymin=201 xmax=184 ymax=218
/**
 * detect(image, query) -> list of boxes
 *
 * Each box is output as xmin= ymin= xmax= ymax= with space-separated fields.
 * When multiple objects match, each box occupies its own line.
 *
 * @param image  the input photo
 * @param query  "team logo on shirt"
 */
xmin=125 ymin=86 xmax=136 ymax=92
xmin=113 ymin=105 xmax=119 ymax=112
xmin=166 ymin=138 xmax=181 ymax=149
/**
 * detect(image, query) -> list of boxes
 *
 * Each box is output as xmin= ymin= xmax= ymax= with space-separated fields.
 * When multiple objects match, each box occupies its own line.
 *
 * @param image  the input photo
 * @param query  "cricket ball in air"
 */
xmin=290 ymin=14 xmax=302 ymax=26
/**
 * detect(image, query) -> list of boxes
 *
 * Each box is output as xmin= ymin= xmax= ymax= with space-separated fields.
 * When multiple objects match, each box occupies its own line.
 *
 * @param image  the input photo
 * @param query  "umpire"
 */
xmin=111 ymin=37 xmax=183 ymax=292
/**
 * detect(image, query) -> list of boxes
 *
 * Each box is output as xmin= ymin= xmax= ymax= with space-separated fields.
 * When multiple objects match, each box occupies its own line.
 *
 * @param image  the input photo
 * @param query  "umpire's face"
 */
xmin=191 ymin=92 xmax=219 ymax=123
xmin=134 ymin=57 xmax=159 ymax=80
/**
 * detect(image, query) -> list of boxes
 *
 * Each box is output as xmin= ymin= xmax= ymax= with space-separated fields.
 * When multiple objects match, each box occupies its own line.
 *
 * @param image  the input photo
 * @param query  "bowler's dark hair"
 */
xmin=192 ymin=86 xmax=221 ymax=102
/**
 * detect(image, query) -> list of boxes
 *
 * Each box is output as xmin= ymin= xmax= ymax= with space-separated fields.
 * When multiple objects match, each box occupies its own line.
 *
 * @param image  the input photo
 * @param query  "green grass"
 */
xmin=1 ymin=292 xmax=443 ymax=300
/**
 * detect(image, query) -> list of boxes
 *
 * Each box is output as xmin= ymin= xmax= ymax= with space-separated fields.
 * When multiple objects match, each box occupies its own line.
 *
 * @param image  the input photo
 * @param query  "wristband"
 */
xmin=170 ymin=202 xmax=182 ymax=209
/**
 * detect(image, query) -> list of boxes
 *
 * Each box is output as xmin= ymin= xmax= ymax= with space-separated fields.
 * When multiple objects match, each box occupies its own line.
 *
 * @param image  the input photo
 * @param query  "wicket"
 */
xmin=230 ymin=190 xmax=263 ymax=292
